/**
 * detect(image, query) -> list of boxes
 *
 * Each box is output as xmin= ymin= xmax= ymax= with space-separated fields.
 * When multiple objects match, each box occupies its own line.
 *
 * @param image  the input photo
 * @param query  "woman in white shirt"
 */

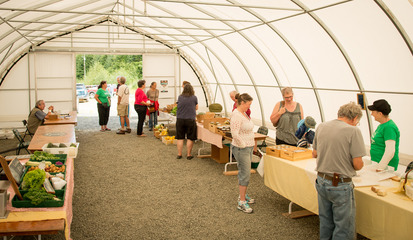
xmin=230 ymin=93 xmax=255 ymax=213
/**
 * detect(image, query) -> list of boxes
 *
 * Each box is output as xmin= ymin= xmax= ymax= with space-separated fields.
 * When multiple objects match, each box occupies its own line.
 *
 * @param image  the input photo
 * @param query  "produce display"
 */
xmin=28 ymin=164 xmax=65 ymax=173
xmin=46 ymin=142 xmax=77 ymax=148
xmin=30 ymin=151 xmax=60 ymax=161
xmin=13 ymin=155 xmax=67 ymax=207
xmin=164 ymin=136 xmax=175 ymax=141
xmin=170 ymin=106 xmax=177 ymax=116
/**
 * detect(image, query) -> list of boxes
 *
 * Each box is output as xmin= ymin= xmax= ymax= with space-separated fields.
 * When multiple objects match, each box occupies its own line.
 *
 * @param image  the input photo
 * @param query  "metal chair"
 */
xmin=12 ymin=129 xmax=30 ymax=154
xmin=22 ymin=119 xmax=34 ymax=140
xmin=256 ymin=126 xmax=268 ymax=151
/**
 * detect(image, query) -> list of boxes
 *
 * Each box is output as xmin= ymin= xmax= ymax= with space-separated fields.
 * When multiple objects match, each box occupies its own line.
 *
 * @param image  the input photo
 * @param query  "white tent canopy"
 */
xmin=0 ymin=0 xmax=412 ymax=158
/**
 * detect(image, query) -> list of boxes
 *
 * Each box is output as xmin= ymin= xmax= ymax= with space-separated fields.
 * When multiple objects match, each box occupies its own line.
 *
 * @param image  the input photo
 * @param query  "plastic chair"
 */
xmin=12 ymin=129 xmax=30 ymax=154
xmin=256 ymin=126 xmax=268 ymax=150
xmin=22 ymin=119 xmax=34 ymax=140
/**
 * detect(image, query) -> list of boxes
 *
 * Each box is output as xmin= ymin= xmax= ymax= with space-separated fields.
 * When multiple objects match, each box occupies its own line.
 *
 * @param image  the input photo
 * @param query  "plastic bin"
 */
xmin=42 ymin=142 xmax=79 ymax=158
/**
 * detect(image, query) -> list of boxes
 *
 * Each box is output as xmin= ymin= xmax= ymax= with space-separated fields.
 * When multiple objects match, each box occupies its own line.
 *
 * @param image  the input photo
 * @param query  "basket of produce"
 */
xmin=42 ymin=142 xmax=79 ymax=158
xmin=30 ymin=151 xmax=67 ymax=162
xmin=162 ymin=136 xmax=176 ymax=145
xmin=13 ymin=168 xmax=66 ymax=208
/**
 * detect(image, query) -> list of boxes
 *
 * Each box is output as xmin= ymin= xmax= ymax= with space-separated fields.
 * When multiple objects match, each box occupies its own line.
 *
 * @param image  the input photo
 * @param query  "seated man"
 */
xmin=27 ymin=100 xmax=54 ymax=134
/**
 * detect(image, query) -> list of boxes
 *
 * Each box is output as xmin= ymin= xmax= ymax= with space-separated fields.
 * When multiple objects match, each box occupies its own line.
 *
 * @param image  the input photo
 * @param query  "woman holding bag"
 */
xmin=95 ymin=81 xmax=111 ymax=132
xmin=146 ymin=82 xmax=159 ymax=131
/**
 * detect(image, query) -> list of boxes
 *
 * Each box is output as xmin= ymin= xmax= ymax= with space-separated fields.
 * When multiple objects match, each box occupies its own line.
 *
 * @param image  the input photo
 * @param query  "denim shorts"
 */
xmin=232 ymin=146 xmax=253 ymax=186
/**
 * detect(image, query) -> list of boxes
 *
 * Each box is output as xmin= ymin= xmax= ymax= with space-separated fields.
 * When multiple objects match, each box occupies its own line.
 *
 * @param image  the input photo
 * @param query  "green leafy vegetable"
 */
xmin=23 ymin=188 xmax=55 ymax=205
xmin=30 ymin=151 xmax=59 ymax=161
xmin=21 ymin=169 xmax=46 ymax=190
xmin=170 ymin=106 xmax=177 ymax=116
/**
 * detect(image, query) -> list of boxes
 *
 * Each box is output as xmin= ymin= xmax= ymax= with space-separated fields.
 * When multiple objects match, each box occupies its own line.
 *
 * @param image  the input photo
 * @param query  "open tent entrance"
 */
xmin=75 ymin=54 xmax=142 ymax=119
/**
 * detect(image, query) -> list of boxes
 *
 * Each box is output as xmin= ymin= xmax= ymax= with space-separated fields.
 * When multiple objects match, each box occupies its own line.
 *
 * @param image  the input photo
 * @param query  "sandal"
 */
xmin=100 ymin=129 xmax=106 ymax=132
xmin=105 ymin=128 xmax=111 ymax=131
xmin=177 ymin=155 xmax=182 ymax=159
xmin=187 ymin=156 xmax=194 ymax=160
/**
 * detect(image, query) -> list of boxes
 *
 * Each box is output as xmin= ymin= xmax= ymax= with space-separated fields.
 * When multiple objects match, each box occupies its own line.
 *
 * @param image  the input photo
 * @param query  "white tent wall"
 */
xmin=0 ymin=52 xmax=75 ymax=129
xmin=142 ymin=53 xmax=207 ymax=111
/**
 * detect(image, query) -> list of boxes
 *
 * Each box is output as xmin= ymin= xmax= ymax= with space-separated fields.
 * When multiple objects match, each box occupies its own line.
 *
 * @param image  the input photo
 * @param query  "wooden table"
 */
xmin=44 ymin=111 xmax=77 ymax=125
xmin=28 ymin=125 xmax=76 ymax=152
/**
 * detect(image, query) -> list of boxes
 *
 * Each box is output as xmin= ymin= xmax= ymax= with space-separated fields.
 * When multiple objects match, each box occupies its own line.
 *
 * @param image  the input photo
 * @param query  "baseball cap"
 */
xmin=304 ymin=116 xmax=316 ymax=129
xmin=368 ymin=99 xmax=391 ymax=115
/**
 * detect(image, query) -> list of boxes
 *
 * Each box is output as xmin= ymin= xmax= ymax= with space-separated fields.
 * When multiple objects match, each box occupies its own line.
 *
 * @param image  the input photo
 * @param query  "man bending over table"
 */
xmin=27 ymin=100 xmax=54 ymax=134
xmin=312 ymin=102 xmax=365 ymax=240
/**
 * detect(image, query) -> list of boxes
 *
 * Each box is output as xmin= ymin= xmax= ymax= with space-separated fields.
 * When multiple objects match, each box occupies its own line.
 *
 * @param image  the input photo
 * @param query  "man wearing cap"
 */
xmin=312 ymin=102 xmax=365 ymax=240
xmin=368 ymin=99 xmax=400 ymax=171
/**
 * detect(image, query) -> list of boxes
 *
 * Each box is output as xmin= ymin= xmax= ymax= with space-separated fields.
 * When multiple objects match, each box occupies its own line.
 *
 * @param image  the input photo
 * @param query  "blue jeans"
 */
xmin=315 ymin=175 xmax=356 ymax=240
xmin=149 ymin=111 xmax=158 ymax=129
xmin=232 ymin=146 xmax=253 ymax=186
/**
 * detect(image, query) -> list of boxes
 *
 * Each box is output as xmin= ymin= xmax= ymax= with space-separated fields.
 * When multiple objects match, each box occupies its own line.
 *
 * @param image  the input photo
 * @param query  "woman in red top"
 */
xmin=134 ymin=80 xmax=151 ymax=136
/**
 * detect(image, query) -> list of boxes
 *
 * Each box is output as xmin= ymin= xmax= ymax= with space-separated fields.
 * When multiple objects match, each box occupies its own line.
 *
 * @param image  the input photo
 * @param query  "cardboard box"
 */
xmin=48 ymin=114 xmax=58 ymax=120
xmin=196 ymin=112 xmax=215 ymax=123
xmin=279 ymin=147 xmax=313 ymax=161
xmin=203 ymin=117 xmax=229 ymax=129
xmin=266 ymin=145 xmax=294 ymax=158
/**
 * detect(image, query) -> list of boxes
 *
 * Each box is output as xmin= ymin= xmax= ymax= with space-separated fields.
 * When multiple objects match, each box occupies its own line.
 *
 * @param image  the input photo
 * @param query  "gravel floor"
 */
xmin=0 ymin=116 xmax=369 ymax=240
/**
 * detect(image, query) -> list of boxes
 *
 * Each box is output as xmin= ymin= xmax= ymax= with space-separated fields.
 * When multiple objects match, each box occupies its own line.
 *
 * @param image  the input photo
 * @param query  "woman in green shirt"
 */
xmin=368 ymin=99 xmax=400 ymax=171
xmin=94 ymin=81 xmax=112 ymax=132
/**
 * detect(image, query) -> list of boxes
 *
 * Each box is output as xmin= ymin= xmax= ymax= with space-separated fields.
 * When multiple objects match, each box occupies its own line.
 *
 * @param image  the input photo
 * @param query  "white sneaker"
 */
xmin=238 ymin=194 xmax=255 ymax=204
xmin=237 ymin=200 xmax=253 ymax=213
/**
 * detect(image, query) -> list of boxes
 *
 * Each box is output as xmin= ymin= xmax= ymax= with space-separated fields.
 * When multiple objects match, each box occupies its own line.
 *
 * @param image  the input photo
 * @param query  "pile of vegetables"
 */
xmin=170 ymin=106 xmax=177 ymax=116
xmin=30 ymin=151 xmax=59 ymax=161
xmin=21 ymin=169 xmax=56 ymax=205
xmin=46 ymin=142 xmax=77 ymax=148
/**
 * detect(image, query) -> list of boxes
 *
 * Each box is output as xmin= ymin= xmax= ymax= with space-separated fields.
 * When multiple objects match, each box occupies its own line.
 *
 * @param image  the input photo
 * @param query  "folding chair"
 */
xmin=12 ymin=129 xmax=30 ymax=155
xmin=256 ymin=126 xmax=268 ymax=151
xmin=22 ymin=119 xmax=34 ymax=140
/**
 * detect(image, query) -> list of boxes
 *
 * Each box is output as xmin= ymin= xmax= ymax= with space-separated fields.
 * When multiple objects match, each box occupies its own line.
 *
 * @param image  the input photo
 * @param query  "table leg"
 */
xmin=282 ymin=201 xmax=315 ymax=219
xmin=197 ymin=141 xmax=211 ymax=158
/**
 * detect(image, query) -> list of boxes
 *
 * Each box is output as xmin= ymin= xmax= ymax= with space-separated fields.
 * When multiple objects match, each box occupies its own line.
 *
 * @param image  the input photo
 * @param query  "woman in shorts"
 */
xmin=176 ymin=83 xmax=198 ymax=160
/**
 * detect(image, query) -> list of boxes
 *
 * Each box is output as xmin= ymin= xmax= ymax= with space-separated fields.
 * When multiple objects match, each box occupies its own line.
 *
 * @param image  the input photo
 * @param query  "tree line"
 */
xmin=76 ymin=54 xmax=142 ymax=89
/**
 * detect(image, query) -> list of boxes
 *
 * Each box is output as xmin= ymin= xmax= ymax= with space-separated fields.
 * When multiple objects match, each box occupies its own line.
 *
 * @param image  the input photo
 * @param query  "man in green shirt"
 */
xmin=368 ymin=99 xmax=400 ymax=171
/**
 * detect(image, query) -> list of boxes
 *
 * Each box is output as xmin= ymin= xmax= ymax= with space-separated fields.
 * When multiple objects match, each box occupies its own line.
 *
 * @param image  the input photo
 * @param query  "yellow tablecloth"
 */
xmin=264 ymin=155 xmax=413 ymax=240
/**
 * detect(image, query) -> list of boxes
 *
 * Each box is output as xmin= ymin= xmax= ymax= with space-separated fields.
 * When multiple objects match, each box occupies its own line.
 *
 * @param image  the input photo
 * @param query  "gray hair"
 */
xmin=281 ymin=87 xmax=293 ymax=96
xmin=119 ymin=76 xmax=126 ymax=84
xmin=35 ymin=100 xmax=44 ymax=107
xmin=337 ymin=102 xmax=363 ymax=120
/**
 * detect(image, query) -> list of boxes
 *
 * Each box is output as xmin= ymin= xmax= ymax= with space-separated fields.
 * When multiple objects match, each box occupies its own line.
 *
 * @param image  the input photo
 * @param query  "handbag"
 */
xmin=148 ymin=105 xmax=156 ymax=113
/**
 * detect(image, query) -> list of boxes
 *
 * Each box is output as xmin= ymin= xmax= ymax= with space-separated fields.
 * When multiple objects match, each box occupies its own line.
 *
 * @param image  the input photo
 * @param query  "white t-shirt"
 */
xmin=117 ymin=84 xmax=130 ymax=105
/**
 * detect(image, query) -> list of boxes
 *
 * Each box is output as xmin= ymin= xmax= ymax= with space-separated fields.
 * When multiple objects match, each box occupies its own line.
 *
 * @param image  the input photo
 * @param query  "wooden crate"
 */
xmin=266 ymin=145 xmax=295 ymax=158
xmin=279 ymin=147 xmax=313 ymax=161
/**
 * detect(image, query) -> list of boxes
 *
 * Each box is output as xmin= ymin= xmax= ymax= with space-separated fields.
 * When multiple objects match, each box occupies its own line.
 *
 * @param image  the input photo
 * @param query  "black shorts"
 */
xmin=176 ymin=118 xmax=197 ymax=141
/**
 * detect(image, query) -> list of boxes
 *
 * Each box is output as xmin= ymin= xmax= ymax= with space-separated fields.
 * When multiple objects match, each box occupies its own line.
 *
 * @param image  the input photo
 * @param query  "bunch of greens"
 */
xmin=23 ymin=189 xmax=54 ymax=205
xmin=30 ymin=151 xmax=59 ymax=161
xmin=170 ymin=106 xmax=178 ymax=116
xmin=21 ymin=169 xmax=46 ymax=190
